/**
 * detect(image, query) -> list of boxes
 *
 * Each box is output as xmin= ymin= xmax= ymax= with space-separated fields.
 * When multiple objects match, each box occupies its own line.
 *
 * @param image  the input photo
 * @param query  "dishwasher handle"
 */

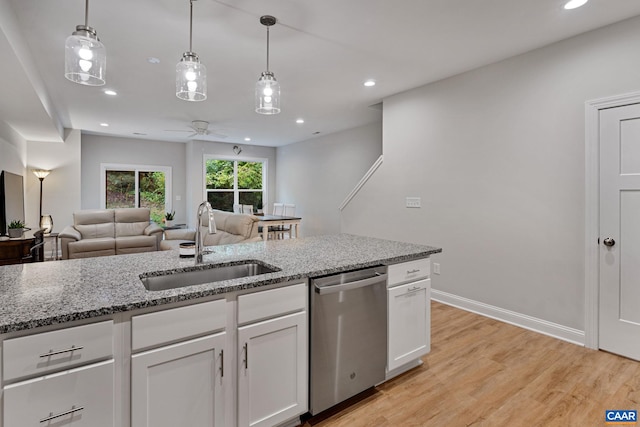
xmin=315 ymin=273 xmax=388 ymax=295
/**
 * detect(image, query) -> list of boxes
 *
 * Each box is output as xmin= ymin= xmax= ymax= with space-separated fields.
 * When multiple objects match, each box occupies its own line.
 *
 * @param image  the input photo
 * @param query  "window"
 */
xmin=204 ymin=157 xmax=266 ymax=212
xmin=100 ymin=164 xmax=172 ymax=224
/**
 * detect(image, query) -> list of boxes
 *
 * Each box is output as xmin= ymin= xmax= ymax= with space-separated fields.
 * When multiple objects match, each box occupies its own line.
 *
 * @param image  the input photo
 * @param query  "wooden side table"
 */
xmin=0 ymin=238 xmax=36 ymax=266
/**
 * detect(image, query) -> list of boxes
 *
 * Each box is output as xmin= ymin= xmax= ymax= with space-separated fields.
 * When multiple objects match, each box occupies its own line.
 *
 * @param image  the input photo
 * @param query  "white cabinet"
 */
xmin=131 ymin=333 xmax=226 ymax=427
xmin=237 ymin=284 xmax=308 ymax=427
xmin=387 ymin=259 xmax=431 ymax=373
xmin=2 ymin=319 xmax=114 ymax=427
xmin=130 ymin=299 xmax=227 ymax=427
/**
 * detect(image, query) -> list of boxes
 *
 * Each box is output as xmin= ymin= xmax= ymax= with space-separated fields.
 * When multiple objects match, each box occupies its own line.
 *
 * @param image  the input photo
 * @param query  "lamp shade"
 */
xmin=255 ymin=71 xmax=280 ymax=114
xmin=32 ymin=170 xmax=51 ymax=180
xmin=176 ymin=53 xmax=207 ymax=101
xmin=40 ymin=215 xmax=53 ymax=234
xmin=64 ymin=26 xmax=106 ymax=86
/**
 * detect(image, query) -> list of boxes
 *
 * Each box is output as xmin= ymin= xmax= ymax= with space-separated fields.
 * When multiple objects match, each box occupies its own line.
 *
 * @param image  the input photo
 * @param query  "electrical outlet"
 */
xmin=175 ymin=195 xmax=182 ymax=201
xmin=406 ymin=197 xmax=421 ymax=208
xmin=433 ymin=263 xmax=441 ymax=275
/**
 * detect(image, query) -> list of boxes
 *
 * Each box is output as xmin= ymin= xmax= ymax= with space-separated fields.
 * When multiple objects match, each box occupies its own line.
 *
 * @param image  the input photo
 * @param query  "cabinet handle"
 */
xmin=243 ymin=343 xmax=248 ymax=370
xmin=407 ymin=269 xmax=421 ymax=275
xmin=39 ymin=345 xmax=84 ymax=358
xmin=407 ymin=286 xmax=423 ymax=293
xmin=40 ymin=405 xmax=84 ymax=423
xmin=219 ymin=349 xmax=224 ymax=378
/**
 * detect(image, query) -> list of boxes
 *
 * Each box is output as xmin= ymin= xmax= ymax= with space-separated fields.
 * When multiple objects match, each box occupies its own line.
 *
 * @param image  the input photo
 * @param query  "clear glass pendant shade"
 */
xmin=64 ymin=27 xmax=106 ymax=86
xmin=176 ymin=53 xmax=207 ymax=101
xmin=255 ymin=71 xmax=280 ymax=114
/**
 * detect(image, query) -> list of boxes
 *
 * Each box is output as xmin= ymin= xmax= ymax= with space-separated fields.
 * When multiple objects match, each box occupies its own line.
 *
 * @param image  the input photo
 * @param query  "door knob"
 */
xmin=603 ymin=238 xmax=616 ymax=247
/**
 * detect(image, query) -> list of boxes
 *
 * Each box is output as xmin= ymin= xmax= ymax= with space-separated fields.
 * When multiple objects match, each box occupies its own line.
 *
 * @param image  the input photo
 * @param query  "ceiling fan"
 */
xmin=164 ymin=120 xmax=227 ymax=139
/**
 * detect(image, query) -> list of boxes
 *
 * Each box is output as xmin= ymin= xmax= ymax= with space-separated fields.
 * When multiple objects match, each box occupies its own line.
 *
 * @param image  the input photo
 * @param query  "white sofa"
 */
xmin=161 ymin=210 xmax=261 ymax=250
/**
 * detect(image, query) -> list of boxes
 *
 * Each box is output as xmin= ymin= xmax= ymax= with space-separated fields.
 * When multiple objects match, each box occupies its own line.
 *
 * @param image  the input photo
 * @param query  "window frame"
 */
xmin=202 ymin=154 xmax=268 ymax=211
xmin=100 ymin=163 xmax=173 ymax=213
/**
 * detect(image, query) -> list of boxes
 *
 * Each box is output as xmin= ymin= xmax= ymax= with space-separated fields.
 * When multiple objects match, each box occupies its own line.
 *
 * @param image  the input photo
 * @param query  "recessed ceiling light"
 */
xmin=564 ymin=0 xmax=588 ymax=9
xmin=104 ymin=89 xmax=117 ymax=96
xmin=364 ymin=79 xmax=376 ymax=87
xmin=296 ymin=118 xmax=305 ymax=124
xmin=244 ymin=137 xmax=251 ymax=141
xmin=147 ymin=57 xmax=161 ymax=64
xmin=100 ymin=123 xmax=109 ymax=127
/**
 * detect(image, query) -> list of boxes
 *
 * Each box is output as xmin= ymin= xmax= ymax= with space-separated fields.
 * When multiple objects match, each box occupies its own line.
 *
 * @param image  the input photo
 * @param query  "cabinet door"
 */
xmin=131 ymin=333 xmax=226 ymax=427
xmin=237 ymin=311 xmax=307 ymax=427
xmin=388 ymin=278 xmax=431 ymax=371
xmin=4 ymin=360 xmax=114 ymax=427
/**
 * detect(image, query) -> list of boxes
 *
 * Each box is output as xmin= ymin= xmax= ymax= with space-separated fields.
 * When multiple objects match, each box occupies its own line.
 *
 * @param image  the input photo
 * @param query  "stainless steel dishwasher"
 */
xmin=309 ymin=265 xmax=388 ymax=415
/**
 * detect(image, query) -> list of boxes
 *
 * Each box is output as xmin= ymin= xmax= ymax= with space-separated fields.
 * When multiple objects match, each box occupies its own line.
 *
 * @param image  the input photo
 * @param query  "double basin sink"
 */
xmin=140 ymin=260 xmax=280 ymax=291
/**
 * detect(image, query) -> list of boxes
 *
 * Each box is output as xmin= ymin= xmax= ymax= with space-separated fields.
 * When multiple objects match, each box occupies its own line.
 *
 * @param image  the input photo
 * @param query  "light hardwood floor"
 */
xmin=301 ymin=301 xmax=640 ymax=427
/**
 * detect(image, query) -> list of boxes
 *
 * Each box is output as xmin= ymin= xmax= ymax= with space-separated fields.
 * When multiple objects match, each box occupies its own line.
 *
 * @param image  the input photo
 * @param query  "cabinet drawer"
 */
xmin=3 ymin=320 xmax=113 ymax=382
xmin=238 ymin=283 xmax=306 ymax=325
xmin=4 ymin=360 xmax=114 ymax=427
xmin=387 ymin=258 xmax=430 ymax=287
xmin=132 ymin=299 xmax=226 ymax=351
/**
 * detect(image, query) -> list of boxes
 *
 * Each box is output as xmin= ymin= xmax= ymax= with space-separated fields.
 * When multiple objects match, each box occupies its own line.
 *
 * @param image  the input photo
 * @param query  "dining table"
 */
xmin=256 ymin=214 xmax=302 ymax=241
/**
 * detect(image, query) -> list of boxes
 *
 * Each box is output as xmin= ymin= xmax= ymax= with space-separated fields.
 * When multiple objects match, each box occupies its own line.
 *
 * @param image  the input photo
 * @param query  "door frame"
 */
xmin=584 ymin=90 xmax=640 ymax=349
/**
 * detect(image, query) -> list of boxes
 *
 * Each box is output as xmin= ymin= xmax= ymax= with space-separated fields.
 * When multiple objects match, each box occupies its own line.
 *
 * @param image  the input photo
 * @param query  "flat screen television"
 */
xmin=0 ymin=171 xmax=25 ymax=236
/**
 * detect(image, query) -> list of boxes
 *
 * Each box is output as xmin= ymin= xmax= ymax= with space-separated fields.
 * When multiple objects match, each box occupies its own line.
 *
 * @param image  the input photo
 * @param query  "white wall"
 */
xmin=342 ymin=15 xmax=640 ymax=333
xmin=185 ymin=140 xmax=277 ymax=227
xmin=275 ymin=122 xmax=382 ymax=237
xmin=26 ymin=129 xmax=81 ymax=234
xmin=81 ymin=134 xmax=187 ymax=223
xmin=0 ymin=120 xmax=26 ymax=175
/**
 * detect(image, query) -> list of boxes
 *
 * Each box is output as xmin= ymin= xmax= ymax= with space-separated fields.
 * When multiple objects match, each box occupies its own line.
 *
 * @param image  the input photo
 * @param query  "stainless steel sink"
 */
xmin=140 ymin=261 xmax=280 ymax=291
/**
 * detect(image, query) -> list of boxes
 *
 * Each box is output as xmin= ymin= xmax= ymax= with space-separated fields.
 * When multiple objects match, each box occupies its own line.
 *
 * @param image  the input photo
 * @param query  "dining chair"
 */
xmin=276 ymin=204 xmax=296 ymax=239
xmin=267 ymin=203 xmax=284 ymax=239
xmin=233 ymin=204 xmax=242 ymax=213
xmin=242 ymin=205 xmax=254 ymax=214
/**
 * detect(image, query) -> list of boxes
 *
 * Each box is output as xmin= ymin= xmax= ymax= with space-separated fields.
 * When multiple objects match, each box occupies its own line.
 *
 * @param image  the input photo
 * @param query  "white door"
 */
xmin=599 ymin=103 xmax=640 ymax=360
xmin=131 ymin=333 xmax=226 ymax=427
xmin=237 ymin=311 xmax=307 ymax=427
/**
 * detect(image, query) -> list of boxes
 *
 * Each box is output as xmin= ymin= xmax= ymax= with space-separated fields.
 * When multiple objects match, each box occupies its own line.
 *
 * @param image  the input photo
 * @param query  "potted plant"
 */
xmin=165 ymin=211 xmax=176 ymax=227
xmin=8 ymin=219 xmax=27 ymax=238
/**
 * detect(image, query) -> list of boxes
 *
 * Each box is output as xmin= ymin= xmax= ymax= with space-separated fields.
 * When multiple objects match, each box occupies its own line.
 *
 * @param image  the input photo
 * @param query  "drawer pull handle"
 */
xmin=40 ymin=405 xmax=84 ymax=423
xmin=407 ymin=269 xmax=420 ymax=275
xmin=39 ymin=345 xmax=84 ymax=358
xmin=407 ymin=286 xmax=422 ymax=293
xmin=220 ymin=349 xmax=224 ymax=378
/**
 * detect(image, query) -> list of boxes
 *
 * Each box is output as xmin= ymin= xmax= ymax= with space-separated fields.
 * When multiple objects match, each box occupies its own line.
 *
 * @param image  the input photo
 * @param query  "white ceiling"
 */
xmin=2 ymin=0 xmax=640 ymax=147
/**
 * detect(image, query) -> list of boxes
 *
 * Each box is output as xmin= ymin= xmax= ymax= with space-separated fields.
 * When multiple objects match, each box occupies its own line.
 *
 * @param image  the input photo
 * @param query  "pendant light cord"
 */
xmin=266 ymin=25 xmax=270 ymax=72
xmin=84 ymin=0 xmax=89 ymax=26
xmin=189 ymin=0 xmax=194 ymax=52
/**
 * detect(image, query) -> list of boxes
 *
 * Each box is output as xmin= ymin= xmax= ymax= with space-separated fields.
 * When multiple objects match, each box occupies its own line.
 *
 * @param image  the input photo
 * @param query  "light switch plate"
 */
xmin=406 ymin=197 xmax=421 ymax=208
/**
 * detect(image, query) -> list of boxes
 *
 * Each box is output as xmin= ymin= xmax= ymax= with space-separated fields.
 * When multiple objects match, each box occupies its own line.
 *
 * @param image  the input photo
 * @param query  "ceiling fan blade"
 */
xmin=164 ymin=129 xmax=192 ymax=133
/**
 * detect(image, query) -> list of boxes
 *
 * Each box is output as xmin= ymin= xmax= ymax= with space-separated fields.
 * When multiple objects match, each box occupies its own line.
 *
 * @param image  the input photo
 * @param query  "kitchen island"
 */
xmin=0 ymin=234 xmax=440 ymax=333
xmin=0 ymin=234 xmax=441 ymax=427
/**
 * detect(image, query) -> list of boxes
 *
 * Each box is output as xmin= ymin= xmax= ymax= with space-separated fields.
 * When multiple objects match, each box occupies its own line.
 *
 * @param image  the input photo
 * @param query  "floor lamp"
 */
xmin=32 ymin=169 xmax=52 ymax=233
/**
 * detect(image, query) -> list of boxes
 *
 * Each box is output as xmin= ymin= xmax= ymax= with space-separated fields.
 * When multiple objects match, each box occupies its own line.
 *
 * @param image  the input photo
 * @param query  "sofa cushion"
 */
xmin=74 ymin=210 xmax=115 ymax=239
xmin=115 ymin=208 xmax=151 ymax=237
xmin=68 ymin=237 xmax=116 ymax=259
xmin=211 ymin=210 xmax=258 ymax=239
xmin=116 ymin=235 xmax=157 ymax=254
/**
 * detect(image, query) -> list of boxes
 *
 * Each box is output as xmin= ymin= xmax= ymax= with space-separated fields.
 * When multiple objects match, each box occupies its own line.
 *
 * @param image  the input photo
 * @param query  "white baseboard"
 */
xmin=431 ymin=289 xmax=585 ymax=346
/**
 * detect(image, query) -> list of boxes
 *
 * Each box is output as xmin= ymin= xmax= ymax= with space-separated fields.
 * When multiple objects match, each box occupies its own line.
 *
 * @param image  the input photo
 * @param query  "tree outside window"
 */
xmin=103 ymin=165 xmax=171 ymax=224
xmin=205 ymin=158 xmax=265 ymax=212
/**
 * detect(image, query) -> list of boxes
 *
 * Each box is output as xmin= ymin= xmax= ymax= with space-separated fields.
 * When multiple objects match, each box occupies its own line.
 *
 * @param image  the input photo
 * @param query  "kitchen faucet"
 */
xmin=195 ymin=201 xmax=217 ymax=264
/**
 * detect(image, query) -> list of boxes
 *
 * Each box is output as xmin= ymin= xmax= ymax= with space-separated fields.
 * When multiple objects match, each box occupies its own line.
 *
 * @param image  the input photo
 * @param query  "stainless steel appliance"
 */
xmin=309 ymin=265 xmax=388 ymax=415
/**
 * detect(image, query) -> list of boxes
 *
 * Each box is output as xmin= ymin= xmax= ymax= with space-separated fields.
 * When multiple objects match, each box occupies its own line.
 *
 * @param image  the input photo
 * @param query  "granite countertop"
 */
xmin=0 ymin=234 xmax=441 ymax=334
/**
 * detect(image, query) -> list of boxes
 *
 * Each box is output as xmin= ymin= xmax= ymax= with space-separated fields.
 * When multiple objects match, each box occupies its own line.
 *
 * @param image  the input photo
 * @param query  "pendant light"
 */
xmin=64 ymin=0 xmax=106 ymax=86
xmin=255 ymin=15 xmax=280 ymax=115
xmin=176 ymin=0 xmax=207 ymax=101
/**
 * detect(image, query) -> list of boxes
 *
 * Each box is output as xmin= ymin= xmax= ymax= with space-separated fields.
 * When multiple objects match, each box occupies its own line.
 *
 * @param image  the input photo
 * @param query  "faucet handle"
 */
xmin=208 ymin=209 xmax=217 ymax=234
